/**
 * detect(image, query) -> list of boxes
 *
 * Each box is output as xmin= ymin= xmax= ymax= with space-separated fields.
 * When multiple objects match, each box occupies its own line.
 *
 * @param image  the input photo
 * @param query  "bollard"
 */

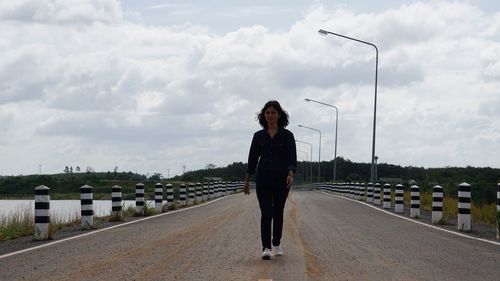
xmin=223 ymin=181 xmax=228 ymax=196
xmin=179 ymin=183 xmax=187 ymax=206
xmin=432 ymin=185 xmax=444 ymax=224
xmin=196 ymin=182 xmax=203 ymax=202
xmin=136 ymin=183 xmax=145 ymax=215
xmin=202 ymin=182 xmax=209 ymax=201
xmin=155 ymin=183 xmax=163 ymax=213
xmin=410 ymin=185 xmax=420 ymax=218
xmin=80 ymin=184 xmax=93 ymax=228
xmin=218 ymin=181 xmax=222 ymax=196
xmin=458 ymin=182 xmax=471 ymax=232
xmin=374 ymin=183 xmax=381 ymax=205
xmin=361 ymin=183 xmax=366 ymax=201
xmin=395 ymin=184 xmax=404 ymax=213
xmin=166 ymin=183 xmax=174 ymax=208
xmin=188 ymin=183 xmax=195 ymax=205
xmin=34 ymin=185 xmax=50 ymax=240
xmin=209 ymin=182 xmax=214 ymax=199
xmin=214 ymin=181 xmax=220 ymax=198
xmin=367 ymin=183 xmax=374 ymax=203
xmin=383 ymin=183 xmax=391 ymax=209
xmin=111 ymin=185 xmax=122 ymax=220
xmin=497 ymin=183 xmax=500 ymax=239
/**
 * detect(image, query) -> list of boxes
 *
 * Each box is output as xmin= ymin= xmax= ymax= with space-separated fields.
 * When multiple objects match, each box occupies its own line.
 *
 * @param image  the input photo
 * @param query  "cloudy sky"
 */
xmin=1 ymin=0 xmax=499 ymax=177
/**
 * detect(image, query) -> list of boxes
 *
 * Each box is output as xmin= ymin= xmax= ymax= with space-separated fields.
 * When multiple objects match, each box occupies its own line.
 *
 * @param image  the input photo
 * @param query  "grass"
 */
xmin=0 ymin=206 xmax=33 ymax=240
xmin=1 ymin=200 xmax=165 ymax=241
xmin=0 ymin=206 xmax=84 ymax=241
xmin=402 ymin=191 xmax=496 ymax=226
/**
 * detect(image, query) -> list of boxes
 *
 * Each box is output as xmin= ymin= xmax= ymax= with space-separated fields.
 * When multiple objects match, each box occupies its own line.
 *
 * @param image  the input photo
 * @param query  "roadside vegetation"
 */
xmin=403 ymin=191 xmax=496 ymax=226
xmin=2 ymin=201 xmax=162 ymax=241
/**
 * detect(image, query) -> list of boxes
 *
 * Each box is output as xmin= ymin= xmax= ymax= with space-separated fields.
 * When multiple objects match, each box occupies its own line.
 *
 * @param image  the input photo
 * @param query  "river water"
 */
xmin=0 ymin=200 xmax=156 ymax=223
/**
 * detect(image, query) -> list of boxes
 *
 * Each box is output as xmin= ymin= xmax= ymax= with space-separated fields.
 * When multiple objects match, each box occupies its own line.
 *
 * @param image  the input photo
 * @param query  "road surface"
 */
xmin=1 ymin=190 xmax=499 ymax=280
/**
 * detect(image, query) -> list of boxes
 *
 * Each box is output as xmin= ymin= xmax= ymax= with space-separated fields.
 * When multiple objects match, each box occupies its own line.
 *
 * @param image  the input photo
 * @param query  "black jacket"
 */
xmin=246 ymin=128 xmax=297 ymax=185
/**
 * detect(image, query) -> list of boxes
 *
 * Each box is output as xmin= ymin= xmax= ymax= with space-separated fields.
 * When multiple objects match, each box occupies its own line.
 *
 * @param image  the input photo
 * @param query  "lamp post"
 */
xmin=305 ymin=98 xmax=339 ymax=182
xmin=297 ymin=150 xmax=309 ymax=183
xmin=318 ymin=28 xmax=379 ymax=184
xmin=296 ymin=139 xmax=313 ymax=184
xmin=298 ymin=125 xmax=322 ymax=182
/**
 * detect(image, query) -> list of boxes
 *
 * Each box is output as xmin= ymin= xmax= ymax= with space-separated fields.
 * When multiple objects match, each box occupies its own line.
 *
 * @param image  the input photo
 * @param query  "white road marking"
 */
xmin=0 ymin=194 xmax=238 ymax=260
xmin=320 ymin=191 xmax=500 ymax=246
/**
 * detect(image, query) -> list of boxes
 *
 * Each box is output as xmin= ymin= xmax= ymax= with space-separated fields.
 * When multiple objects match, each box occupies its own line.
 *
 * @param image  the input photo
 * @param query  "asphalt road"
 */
xmin=1 ymin=190 xmax=499 ymax=281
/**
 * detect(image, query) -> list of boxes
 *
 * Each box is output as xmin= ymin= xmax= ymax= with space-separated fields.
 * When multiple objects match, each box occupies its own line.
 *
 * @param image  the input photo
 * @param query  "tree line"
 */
xmin=176 ymin=158 xmax=500 ymax=204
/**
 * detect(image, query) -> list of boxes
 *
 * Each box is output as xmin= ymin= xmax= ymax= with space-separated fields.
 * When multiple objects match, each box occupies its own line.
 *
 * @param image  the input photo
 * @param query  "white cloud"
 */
xmin=0 ymin=0 xmax=123 ymax=24
xmin=0 ymin=1 xmax=499 ymax=176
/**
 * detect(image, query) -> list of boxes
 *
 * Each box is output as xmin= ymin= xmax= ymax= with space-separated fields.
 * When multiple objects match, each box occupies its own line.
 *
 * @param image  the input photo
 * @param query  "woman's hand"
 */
xmin=286 ymin=174 xmax=293 ymax=189
xmin=243 ymin=181 xmax=250 ymax=195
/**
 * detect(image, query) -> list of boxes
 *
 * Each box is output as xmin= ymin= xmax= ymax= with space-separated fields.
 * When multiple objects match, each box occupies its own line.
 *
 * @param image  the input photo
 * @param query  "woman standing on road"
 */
xmin=243 ymin=100 xmax=297 ymax=260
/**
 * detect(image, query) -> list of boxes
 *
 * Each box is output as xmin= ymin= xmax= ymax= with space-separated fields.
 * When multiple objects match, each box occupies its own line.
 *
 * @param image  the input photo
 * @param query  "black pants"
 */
xmin=256 ymin=181 xmax=290 ymax=250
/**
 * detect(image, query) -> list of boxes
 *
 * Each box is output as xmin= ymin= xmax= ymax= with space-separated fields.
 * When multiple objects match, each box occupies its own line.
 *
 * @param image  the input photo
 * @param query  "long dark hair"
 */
xmin=257 ymin=100 xmax=289 ymax=129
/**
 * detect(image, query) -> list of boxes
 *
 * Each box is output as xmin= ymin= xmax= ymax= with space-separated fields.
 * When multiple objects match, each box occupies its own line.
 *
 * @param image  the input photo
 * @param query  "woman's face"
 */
xmin=264 ymin=106 xmax=280 ymax=126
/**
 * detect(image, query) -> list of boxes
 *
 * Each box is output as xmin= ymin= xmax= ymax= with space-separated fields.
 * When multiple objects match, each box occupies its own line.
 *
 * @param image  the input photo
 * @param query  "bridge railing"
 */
xmin=33 ymin=180 xmax=250 ymax=240
xmin=308 ymin=181 xmax=500 ymax=239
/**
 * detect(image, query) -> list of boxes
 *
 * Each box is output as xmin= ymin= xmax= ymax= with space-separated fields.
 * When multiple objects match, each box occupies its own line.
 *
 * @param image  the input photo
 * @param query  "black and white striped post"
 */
xmin=111 ymin=185 xmax=122 ymax=220
xmin=218 ymin=181 xmax=222 ymax=197
xmin=354 ymin=183 xmax=359 ymax=200
xmin=188 ymin=183 xmax=195 ymax=205
xmin=203 ymin=182 xmax=209 ymax=201
xmin=34 ymin=185 xmax=50 ymax=240
xmin=458 ymin=182 xmax=471 ymax=232
xmin=136 ymin=183 xmax=145 ymax=215
xmin=383 ymin=183 xmax=391 ymax=209
xmin=209 ymin=182 xmax=214 ymax=199
xmin=395 ymin=184 xmax=404 ymax=213
xmin=215 ymin=182 xmax=220 ymax=198
xmin=367 ymin=182 xmax=374 ymax=203
xmin=223 ymin=181 xmax=228 ymax=196
xmin=361 ymin=183 xmax=367 ymax=201
xmin=374 ymin=183 xmax=381 ymax=205
xmin=155 ymin=183 xmax=163 ymax=213
xmin=432 ymin=185 xmax=444 ymax=224
xmin=410 ymin=185 xmax=420 ymax=218
xmin=166 ymin=183 xmax=174 ymax=208
xmin=80 ymin=184 xmax=93 ymax=228
xmin=179 ymin=183 xmax=187 ymax=206
xmin=196 ymin=182 xmax=203 ymax=202
xmin=497 ymin=183 xmax=500 ymax=239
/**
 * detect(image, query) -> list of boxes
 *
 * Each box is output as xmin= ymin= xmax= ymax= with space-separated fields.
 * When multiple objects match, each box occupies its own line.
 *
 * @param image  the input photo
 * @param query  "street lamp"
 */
xmin=305 ymin=98 xmax=339 ymax=182
xmin=318 ymin=28 xmax=379 ymax=184
xmin=296 ymin=139 xmax=313 ymax=184
xmin=298 ymin=124 xmax=322 ymax=182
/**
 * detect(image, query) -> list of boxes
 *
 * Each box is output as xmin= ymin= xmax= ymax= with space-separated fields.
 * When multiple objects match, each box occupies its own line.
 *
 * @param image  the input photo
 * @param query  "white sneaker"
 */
xmin=274 ymin=245 xmax=283 ymax=256
xmin=261 ymin=248 xmax=271 ymax=260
